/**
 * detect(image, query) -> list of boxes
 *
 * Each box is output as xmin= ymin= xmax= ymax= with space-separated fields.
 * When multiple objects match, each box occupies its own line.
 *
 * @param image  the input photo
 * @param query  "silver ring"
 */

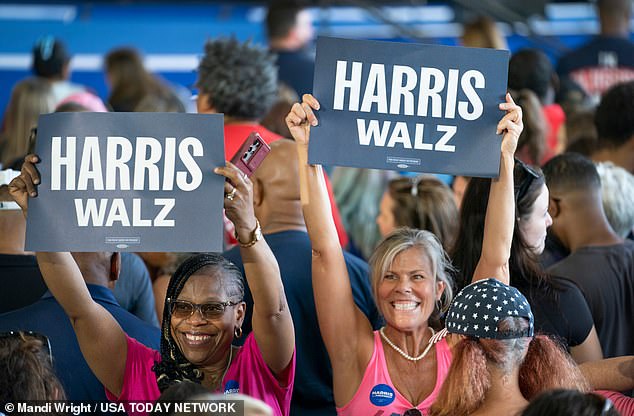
xmin=225 ymin=188 xmax=237 ymax=201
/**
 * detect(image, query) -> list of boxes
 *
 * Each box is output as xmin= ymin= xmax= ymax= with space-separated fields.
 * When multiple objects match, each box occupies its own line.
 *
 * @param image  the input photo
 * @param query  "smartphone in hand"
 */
xmin=230 ymin=132 xmax=271 ymax=177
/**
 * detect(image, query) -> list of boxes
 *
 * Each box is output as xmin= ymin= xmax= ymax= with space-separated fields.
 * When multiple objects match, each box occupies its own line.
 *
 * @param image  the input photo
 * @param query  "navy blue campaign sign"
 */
xmin=25 ymin=112 xmax=225 ymax=252
xmin=309 ymin=37 xmax=510 ymax=177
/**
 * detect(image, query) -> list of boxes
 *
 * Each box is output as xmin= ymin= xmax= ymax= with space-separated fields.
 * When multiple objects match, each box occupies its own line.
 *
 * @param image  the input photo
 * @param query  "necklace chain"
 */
xmin=379 ymin=327 xmax=436 ymax=362
xmin=210 ymin=346 xmax=233 ymax=390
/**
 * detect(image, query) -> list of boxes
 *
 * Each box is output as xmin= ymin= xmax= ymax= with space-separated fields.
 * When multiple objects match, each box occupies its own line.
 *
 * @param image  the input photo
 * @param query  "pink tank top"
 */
xmin=337 ymin=330 xmax=452 ymax=416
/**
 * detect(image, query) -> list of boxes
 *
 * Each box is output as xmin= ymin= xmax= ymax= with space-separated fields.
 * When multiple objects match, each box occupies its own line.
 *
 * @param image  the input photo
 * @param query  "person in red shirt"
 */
xmin=194 ymin=38 xmax=348 ymax=247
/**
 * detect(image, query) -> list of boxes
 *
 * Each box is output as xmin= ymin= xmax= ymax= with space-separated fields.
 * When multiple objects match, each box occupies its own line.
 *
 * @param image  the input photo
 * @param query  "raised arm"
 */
xmin=579 ymin=355 xmax=634 ymax=391
xmin=285 ymin=95 xmax=374 ymax=374
xmin=215 ymin=162 xmax=294 ymax=376
xmin=473 ymin=94 xmax=523 ymax=285
xmin=9 ymin=155 xmax=127 ymax=396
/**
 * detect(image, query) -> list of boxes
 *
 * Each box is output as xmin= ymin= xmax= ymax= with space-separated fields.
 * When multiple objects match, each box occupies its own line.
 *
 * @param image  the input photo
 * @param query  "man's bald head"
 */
xmin=71 ymin=252 xmax=120 ymax=288
xmin=253 ymin=139 xmax=301 ymax=201
xmin=251 ymin=139 xmax=304 ymax=233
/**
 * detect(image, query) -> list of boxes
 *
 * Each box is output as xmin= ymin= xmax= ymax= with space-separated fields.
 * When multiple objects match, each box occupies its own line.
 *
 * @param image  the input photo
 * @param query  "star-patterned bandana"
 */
xmin=446 ymin=278 xmax=534 ymax=339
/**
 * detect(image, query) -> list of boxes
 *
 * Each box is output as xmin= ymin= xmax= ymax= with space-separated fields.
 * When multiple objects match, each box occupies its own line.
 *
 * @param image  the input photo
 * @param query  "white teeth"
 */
xmin=393 ymin=302 xmax=418 ymax=310
xmin=185 ymin=333 xmax=211 ymax=342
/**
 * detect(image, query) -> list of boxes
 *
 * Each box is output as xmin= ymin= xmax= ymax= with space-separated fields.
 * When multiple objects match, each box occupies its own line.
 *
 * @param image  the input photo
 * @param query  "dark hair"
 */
xmin=0 ymin=331 xmax=66 ymax=403
xmin=105 ymin=47 xmax=175 ymax=112
xmin=556 ymin=76 xmax=592 ymax=116
xmin=152 ymin=381 xmax=210 ymax=416
xmin=32 ymin=36 xmax=69 ymax=78
xmin=451 ymin=161 xmax=549 ymax=293
xmin=522 ymin=389 xmax=619 ymax=416
xmin=508 ymin=49 xmax=554 ymax=103
xmin=595 ymin=80 xmax=634 ymax=149
xmin=387 ymin=176 xmax=459 ymax=251
xmin=197 ymin=38 xmax=277 ymax=120
xmin=542 ymin=153 xmax=602 ymax=195
xmin=565 ymin=110 xmax=598 ymax=155
xmin=55 ymin=102 xmax=90 ymax=113
xmin=598 ymin=0 xmax=632 ymax=18
xmin=266 ymin=0 xmax=304 ymax=41
xmin=152 ymin=253 xmax=244 ymax=392
xmin=510 ymin=89 xmax=546 ymax=165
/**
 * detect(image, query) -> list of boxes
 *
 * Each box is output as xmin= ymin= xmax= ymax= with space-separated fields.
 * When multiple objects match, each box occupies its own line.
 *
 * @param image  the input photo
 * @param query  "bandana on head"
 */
xmin=446 ymin=278 xmax=534 ymax=339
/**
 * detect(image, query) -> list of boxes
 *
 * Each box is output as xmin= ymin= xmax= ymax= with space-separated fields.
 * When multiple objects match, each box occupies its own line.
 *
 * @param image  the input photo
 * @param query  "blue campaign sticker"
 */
xmin=369 ymin=383 xmax=396 ymax=406
xmin=224 ymin=380 xmax=240 ymax=394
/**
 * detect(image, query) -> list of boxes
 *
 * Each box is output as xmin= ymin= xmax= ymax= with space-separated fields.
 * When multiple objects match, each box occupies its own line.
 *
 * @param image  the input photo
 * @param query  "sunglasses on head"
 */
xmin=168 ymin=298 xmax=239 ymax=320
xmin=514 ymin=158 xmax=540 ymax=203
xmin=0 ymin=330 xmax=52 ymax=365
xmin=391 ymin=176 xmax=425 ymax=197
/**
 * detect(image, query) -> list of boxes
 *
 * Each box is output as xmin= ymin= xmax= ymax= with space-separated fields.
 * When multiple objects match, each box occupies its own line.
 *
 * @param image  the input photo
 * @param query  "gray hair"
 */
xmin=596 ymin=161 xmax=634 ymax=237
xmin=197 ymin=38 xmax=277 ymax=120
xmin=369 ymin=228 xmax=454 ymax=327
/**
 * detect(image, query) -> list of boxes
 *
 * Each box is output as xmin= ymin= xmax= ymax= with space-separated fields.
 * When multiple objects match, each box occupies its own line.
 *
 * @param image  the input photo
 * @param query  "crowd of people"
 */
xmin=1 ymin=0 xmax=634 ymax=415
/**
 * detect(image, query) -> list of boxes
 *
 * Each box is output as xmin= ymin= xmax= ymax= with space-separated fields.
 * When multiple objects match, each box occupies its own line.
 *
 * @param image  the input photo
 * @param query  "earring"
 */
xmin=435 ymin=299 xmax=442 ymax=312
xmin=234 ymin=326 xmax=243 ymax=338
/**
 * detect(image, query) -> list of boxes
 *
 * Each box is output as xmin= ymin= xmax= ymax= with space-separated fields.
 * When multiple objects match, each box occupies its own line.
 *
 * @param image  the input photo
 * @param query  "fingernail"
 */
xmin=31 ymin=192 xmax=37 ymax=197
xmin=33 ymin=179 xmax=39 ymax=184
xmin=213 ymin=168 xmax=220 ymax=173
xmin=312 ymin=120 xmax=318 ymax=126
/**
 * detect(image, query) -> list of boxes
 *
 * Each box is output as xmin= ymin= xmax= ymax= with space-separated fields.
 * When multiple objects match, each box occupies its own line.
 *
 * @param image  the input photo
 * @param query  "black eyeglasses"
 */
xmin=168 ymin=298 xmax=239 ymax=320
xmin=514 ymin=158 xmax=540 ymax=203
xmin=404 ymin=408 xmax=422 ymax=416
xmin=0 ymin=331 xmax=52 ymax=365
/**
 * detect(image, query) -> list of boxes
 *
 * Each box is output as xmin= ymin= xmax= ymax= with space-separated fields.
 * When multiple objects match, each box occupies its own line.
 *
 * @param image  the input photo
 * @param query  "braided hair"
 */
xmin=152 ymin=253 xmax=244 ymax=392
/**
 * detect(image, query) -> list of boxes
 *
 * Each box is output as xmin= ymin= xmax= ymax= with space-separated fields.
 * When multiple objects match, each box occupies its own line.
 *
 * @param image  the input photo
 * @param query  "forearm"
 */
xmin=477 ymin=151 xmax=514 ymax=283
xmin=240 ymin=239 xmax=294 ymax=373
xmin=36 ymin=252 xmax=95 ymax=319
xmin=580 ymin=356 xmax=634 ymax=391
xmin=297 ymin=143 xmax=341 ymax=254
xmin=239 ymin=240 xmax=288 ymax=319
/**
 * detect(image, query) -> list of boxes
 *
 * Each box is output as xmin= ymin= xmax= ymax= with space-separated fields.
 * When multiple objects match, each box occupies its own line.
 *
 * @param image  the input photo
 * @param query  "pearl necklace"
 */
xmin=379 ymin=326 xmax=436 ymax=362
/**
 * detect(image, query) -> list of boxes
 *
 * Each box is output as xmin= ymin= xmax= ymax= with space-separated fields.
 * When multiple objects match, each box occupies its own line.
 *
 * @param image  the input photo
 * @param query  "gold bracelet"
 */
xmin=234 ymin=219 xmax=262 ymax=248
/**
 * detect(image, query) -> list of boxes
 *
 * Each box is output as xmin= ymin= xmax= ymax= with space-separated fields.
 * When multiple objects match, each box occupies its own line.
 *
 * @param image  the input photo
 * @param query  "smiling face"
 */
xmin=169 ymin=273 xmax=245 ymax=368
xmin=377 ymin=246 xmax=445 ymax=332
xmin=518 ymin=184 xmax=552 ymax=255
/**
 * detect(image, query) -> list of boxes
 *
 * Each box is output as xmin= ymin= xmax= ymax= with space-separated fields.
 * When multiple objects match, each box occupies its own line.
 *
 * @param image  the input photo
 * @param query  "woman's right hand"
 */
xmin=8 ymin=154 xmax=41 ymax=216
xmin=285 ymin=94 xmax=321 ymax=147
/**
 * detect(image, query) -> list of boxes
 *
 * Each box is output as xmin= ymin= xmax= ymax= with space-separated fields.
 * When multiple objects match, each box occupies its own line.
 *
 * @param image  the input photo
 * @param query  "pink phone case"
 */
xmin=231 ymin=132 xmax=271 ymax=177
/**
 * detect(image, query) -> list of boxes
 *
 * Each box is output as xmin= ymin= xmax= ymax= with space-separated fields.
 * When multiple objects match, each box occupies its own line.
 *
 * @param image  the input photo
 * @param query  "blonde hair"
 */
xmin=0 ymin=77 xmax=55 ymax=167
xmin=462 ymin=16 xmax=508 ymax=50
xmin=369 ymin=228 xmax=454 ymax=329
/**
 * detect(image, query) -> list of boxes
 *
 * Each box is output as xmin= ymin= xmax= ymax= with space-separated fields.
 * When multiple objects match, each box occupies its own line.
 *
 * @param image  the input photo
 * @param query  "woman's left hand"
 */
xmin=214 ymin=162 xmax=256 ymax=235
xmin=497 ymin=92 xmax=523 ymax=157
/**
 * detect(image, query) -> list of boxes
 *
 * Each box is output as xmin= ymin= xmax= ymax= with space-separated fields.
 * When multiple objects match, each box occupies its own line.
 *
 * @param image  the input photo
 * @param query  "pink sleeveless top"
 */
xmin=337 ymin=330 xmax=452 ymax=416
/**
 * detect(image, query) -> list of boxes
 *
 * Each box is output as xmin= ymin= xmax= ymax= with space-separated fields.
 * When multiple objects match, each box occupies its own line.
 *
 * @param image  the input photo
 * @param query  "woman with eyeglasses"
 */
xmin=8 ymin=160 xmax=295 ymax=416
xmin=451 ymin=159 xmax=604 ymax=364
xmin=376 ymin=175 xmax=459 ymax=252
xmin=285 ymin=92 xmax=522 ymax=415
